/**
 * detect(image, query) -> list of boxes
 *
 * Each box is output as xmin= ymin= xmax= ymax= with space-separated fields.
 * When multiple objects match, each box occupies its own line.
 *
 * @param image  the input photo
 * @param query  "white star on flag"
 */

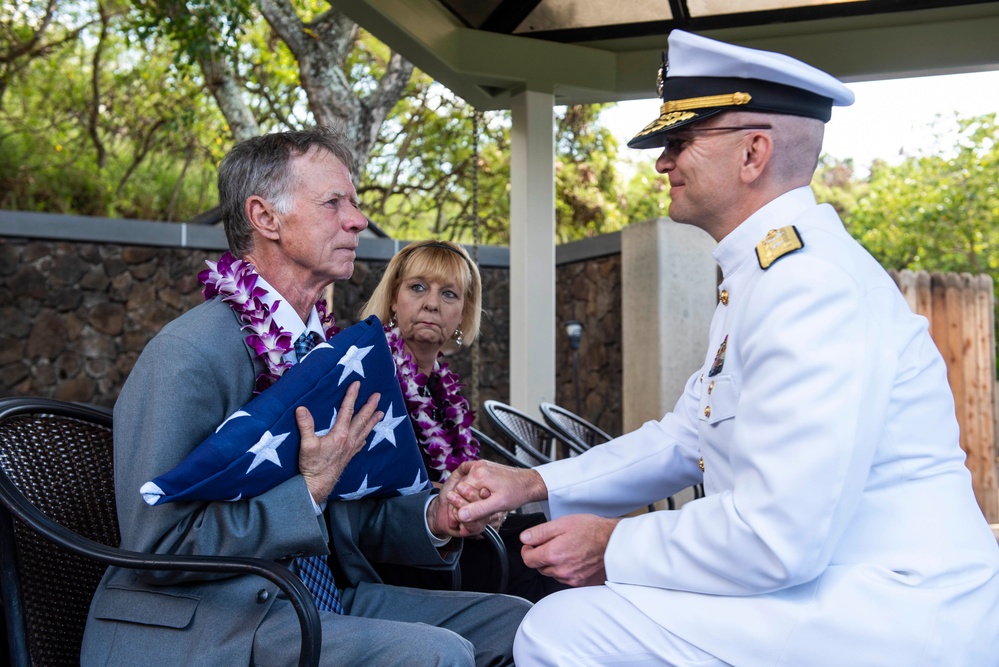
xmin=396 ymin=470 xmax=428 ymax=496
xmin=315 ymin=409 xmax=338 ymax=437
xmin=368 ymin=402 xmax=406 ymax=449
xmin=337 ymin=474 xmax=382 ymax=500
xmin=246 ymin=430 xmax=290 ymax=473
xmin=336 ymin=344 xmax=373 ymax=385
xmin=216 ymin=410 xmax=250 ymax=433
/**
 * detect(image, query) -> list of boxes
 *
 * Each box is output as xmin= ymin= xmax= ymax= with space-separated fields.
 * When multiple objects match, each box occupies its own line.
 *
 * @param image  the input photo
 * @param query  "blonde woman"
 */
xmin=362 ymin=240 xmax=567 ymax=602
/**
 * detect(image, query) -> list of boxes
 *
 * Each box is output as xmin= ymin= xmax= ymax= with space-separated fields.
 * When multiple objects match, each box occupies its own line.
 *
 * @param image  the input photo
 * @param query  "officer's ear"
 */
xmin=739 ymin=131 xmax=773 ymax=184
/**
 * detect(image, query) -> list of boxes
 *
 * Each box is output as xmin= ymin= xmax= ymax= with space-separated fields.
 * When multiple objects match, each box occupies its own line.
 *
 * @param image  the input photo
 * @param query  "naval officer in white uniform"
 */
xmin=447 ymin=30 xmax=999 ymax=666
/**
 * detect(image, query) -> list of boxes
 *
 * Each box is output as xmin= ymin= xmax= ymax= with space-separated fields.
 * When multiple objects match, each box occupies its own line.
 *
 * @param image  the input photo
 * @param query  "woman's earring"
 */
xmin=454 ymin=327 xmax=463 ymax=347
xmin=389 ymin=312 xmax=397 ymax=328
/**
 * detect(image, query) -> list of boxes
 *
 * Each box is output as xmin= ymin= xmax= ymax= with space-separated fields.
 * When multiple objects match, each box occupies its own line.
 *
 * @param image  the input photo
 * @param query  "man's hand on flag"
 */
xmin=297 ymin=381 xmax=382 ymax=504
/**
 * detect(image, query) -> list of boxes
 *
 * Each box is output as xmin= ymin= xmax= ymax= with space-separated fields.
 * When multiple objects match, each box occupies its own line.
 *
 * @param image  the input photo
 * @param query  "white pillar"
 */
xmin=509 ymin=89 xmax=555 ymax=415
xmin=622 ymin=218 xmax=717 ymax=433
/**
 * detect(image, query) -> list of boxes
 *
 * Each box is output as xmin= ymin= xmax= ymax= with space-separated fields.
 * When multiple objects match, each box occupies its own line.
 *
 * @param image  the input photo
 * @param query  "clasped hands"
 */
xmin=442 ymin=460 xmax=620 ymax=588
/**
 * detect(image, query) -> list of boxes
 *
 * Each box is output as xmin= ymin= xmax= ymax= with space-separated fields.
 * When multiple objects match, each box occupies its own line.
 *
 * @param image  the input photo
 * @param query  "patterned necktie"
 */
xmin=294 ymin=330 xmax=323 ymax=362
xmin=292 ymin=330 xmax=344 ymax=614
xmin=296 ymin=554 xmax=344 ymax=614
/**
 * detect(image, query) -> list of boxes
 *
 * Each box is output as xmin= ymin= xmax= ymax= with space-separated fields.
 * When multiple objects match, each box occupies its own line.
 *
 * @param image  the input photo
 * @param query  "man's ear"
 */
xmin=740 ymin=131 xmax=773 ymax=184
xmin=246 ymin=195 xmax=281 ymax=241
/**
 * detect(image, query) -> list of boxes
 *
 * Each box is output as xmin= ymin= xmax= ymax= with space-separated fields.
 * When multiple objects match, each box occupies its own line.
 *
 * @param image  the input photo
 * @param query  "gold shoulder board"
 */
xmin=756 ymin=226 xmax=803 ymax=270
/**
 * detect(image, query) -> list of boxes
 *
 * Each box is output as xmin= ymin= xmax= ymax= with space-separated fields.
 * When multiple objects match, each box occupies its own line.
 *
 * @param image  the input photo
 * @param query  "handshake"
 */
xmin=425 ymin=460 xmax=619 ymax=588
xmin=426 ymin=460 xmax=547 ymax=539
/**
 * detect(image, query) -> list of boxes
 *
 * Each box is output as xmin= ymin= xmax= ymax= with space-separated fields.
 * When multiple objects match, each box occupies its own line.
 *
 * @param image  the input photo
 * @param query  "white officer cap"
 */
xmin=629 ymin=30 xmax=855 ymax=150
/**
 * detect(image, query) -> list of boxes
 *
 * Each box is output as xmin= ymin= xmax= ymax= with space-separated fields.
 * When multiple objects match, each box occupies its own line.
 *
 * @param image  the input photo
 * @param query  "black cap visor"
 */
xmin=628 ymin=76 xmax=834 ymax=150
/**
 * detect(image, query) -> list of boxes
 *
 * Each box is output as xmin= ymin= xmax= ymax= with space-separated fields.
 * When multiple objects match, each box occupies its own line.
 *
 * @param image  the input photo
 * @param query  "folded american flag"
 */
xmin=139 ymin=316 xmax=430 ymax=506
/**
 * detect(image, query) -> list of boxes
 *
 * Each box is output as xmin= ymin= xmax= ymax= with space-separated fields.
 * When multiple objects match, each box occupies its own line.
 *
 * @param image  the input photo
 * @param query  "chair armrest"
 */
xmin=0 ymin=473 xmax=320 ymax=667
xmin=480 ymin=525 xmax=509 ymax=594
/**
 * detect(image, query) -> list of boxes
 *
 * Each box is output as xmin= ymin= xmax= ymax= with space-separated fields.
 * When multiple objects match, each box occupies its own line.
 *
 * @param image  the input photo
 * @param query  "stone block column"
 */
xmin=622 ymin=219 xmax=717 ymax=433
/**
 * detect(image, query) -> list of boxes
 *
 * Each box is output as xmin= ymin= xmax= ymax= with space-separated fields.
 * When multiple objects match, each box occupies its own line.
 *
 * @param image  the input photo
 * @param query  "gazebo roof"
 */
xmin=338 ymin=0 xmax=999 ymax=109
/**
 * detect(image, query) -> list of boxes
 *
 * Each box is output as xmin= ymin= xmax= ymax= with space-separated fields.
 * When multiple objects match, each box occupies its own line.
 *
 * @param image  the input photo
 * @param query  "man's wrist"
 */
xmin=424 ymin=495 xmax=452 ymax=545
xmin=526 ymin=468 xmax=549 ymax=503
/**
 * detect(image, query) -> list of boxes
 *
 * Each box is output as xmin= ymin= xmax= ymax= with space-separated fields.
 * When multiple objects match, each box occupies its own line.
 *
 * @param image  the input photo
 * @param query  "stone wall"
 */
xmin=555 ymin=255 xmax=623 ymax=437
xmin=2 ymin=238 xmax=596 ymax=428
xmin=0 ymin=240 xmax=212 ymax=406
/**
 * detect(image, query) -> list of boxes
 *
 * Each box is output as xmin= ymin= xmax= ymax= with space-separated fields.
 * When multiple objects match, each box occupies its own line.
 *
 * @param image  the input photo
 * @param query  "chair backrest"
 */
xmin=483 ymin=400 xmax=585 ymax=462
xmin=0 ymin=397 xmax=117 ymax=667
xmin=539 ymin=402 xmax=613 ymax=451
xmin=470 ymin=427 xmax=547 ymax=468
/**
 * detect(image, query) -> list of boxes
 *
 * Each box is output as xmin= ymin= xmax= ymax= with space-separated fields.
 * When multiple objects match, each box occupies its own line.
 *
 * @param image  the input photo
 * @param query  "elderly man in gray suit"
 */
xmin=81 ymin=128 xmax=529 ymax=666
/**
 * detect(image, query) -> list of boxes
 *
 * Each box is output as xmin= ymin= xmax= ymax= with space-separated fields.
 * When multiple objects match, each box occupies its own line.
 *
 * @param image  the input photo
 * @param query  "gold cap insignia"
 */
xmin=756 ymin=226 xmax=803 ymax=270
xmin=634 ymin=110 xmax=698 ymax=138
xmin=657 ymin=51 xmax=668 ymax=97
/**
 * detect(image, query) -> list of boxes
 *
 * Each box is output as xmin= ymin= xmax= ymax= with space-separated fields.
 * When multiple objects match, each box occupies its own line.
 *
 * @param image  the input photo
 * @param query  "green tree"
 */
xmin=362 ymin=94 xmax=635 ymax=244
xmin=1 ymin=0 xmax=647 ymax=243
xmin=358 ymin=80 xmax=511 ymax=243
xmin=619 ymin=168 xmax=670 ymax=223
xmin=841 ymin=113 xmax=999 ymax=276
xmin=0 ymin=0 xmax=226 ymax=219
xmin=131 ymin=0 xmax=412 ymax=181
xmin=554 ymin=103 xmax=625 ymax=242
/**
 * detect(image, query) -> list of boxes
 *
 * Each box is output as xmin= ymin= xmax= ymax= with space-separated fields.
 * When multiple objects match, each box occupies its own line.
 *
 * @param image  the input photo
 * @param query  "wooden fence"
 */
xmin=890 ymin=269 xmax=999 ymax=523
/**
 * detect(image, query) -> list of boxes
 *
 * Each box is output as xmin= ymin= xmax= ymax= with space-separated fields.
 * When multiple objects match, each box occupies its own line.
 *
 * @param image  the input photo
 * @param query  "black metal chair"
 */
xmin=483 ymin=400 xmax=586 ymax=462
xmin=537 ymin=402 xmax=707 ymax=512
xmin=471 ymin=426 xmax=549 ymax=468
xmin=539 ymin=402 xmax=613 ymax=451
xmin=0 ymin=397 xmax=320 ymax=667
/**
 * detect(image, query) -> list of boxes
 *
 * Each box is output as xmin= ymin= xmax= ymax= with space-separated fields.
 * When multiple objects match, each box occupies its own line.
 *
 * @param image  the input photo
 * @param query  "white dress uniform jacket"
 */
xmin=540 ymin=187 xmax=999 ymax=666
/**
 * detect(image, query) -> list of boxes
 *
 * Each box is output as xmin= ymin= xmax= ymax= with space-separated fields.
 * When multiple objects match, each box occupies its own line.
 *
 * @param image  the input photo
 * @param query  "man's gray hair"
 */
xmin=217 ymin=128 xmax=355 ymax=257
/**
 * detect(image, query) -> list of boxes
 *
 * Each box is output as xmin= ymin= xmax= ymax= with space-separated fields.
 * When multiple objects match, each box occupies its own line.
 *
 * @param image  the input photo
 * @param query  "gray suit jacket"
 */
xmin=81 ymin=298 xmax=458 ymax=666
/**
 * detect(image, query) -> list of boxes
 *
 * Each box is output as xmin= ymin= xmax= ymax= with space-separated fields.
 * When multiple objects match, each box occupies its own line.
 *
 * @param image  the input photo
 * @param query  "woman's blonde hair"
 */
xmin=361 ymin=240 xmax=482 ymax=345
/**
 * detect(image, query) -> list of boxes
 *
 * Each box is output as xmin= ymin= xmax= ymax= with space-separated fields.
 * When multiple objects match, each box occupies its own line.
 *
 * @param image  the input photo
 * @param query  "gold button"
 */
xmin=708 ymin=381 xmax=715 ymax=394
xmin=698 ymin=458 xmax=705 ymax=472
xmin=720 ymin=290 xmax=729 ymax=305
xmin=704 ymin=406 xmax=711 ymax=418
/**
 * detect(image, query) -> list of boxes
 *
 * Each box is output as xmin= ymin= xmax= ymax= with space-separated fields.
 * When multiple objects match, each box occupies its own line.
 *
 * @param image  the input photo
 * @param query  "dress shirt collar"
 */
xmin=254 ymin=275 xmax=325 ymax=359
xmin=713 ymin=186 xmax=816 ymax=278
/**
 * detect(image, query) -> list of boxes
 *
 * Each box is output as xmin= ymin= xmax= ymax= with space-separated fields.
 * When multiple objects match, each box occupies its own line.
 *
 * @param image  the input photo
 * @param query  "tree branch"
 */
xmin=87 ymin=5 xmax=109 ymax=169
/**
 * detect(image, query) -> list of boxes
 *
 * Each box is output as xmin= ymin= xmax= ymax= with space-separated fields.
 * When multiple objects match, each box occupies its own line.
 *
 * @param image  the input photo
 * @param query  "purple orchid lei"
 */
xmin=198 ymin=252 xmax=338 ymax=394
xmin=385 ymin=326 xmax=479 ymax=477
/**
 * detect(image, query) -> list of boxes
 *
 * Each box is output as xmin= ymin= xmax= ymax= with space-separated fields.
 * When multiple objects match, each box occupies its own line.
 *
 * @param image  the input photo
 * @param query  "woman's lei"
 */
xmin=385 ymin=326 xmax=479 ymax=476
xmin=198 ymin=252 xmax=337 ymax=394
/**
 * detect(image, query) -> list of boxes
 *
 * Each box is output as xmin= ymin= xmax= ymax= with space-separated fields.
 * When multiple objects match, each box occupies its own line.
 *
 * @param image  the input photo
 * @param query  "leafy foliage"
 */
xmin=358 ymin=77 xmax=508 ymax=242
xmin=1 ymin=0 xmax=658 ymax=241
xmin=0 ymin=1 xmax=226 ymax=219
xmin=554 ymin=103 xmax=627 ymax=242
xmin=840 ymin=113 xmax=999 ymax=277
xmin=6 ymin=1 xmax=998 ymax=276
